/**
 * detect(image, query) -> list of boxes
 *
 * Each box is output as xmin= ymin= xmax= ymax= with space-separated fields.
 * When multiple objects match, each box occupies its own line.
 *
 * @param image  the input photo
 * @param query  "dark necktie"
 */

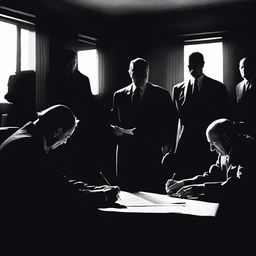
xmin=132 ymin=87 xmax=142 ymax=109
xmin=132 ymin=87 xmax=142 ymax=123
xmin=193 ymin=79 xmax=199 ymax=97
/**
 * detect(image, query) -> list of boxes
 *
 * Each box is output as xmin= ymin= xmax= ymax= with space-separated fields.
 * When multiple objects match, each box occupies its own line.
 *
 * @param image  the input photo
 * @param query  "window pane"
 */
xmin=184 ymin=42 xmax=223 ymax=82
xmin=0 ymin=20 xmax=17 ymax=103
xmin=21 ymin=28 xmax=35 ymax=71
xmin=77 ymin=49 xmax=99 ymax=95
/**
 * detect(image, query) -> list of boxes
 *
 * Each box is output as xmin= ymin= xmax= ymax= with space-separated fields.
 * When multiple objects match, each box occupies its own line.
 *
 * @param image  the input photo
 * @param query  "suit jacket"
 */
xmin=111 ymin=82 xmax=178 ymax=192
xmin=172 ymin=75 xmax=230 ymax=178
xmin=234 ymin=78 xmax=256 ymax=134
xmin=0 ymin=122 xmax=109 ymax=244
xmin=46 ymin=70 xmax=94 ymax=120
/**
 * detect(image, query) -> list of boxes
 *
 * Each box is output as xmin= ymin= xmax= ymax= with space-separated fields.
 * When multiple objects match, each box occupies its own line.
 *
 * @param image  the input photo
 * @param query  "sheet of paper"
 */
xmin=98 ymin=191 xmax=219 ymax=217
xmin=110 ymin=125 xmax=135 ymax=135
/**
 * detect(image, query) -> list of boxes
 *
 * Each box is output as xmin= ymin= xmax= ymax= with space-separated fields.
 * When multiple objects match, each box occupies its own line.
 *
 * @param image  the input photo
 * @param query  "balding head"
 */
xmin=36 ymin=104 xmax=79 ymax=151
xmin=239 ymin=57 xmax=255 ymax=81
xmin=206 ymin=118 xmax=233 ymax=156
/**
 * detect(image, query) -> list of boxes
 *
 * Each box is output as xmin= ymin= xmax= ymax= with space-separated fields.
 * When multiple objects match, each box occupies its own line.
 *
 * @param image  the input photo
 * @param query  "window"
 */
xmin=184 ymin=39 xmax=223 ymax=83
xmin=77 ymin=49 xmax=99 ymax=95
xmin=0 ymin=18 xmax=35 ymax=102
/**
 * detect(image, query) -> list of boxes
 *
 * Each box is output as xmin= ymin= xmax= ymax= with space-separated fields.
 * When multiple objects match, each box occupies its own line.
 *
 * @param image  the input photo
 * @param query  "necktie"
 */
xmin=193 ymin=79 xmax=199 ymax=96
xmin=132 ymin=87 xmax=142 ymax=109
xmin=132 ymin=87 xmax=142 ymax=123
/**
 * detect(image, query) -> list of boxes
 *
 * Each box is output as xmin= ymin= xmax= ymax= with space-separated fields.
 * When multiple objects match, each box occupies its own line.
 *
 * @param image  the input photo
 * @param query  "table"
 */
xmin=94 ymin=191 xmax=219 ymax=256
xmin=99 ymin=191 xmax=219 ymax=216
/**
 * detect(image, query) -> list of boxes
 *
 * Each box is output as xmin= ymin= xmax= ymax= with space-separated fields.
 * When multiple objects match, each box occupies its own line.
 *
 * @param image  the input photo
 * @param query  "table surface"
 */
xmin=98 ymin=191 xmax=219 ymax=217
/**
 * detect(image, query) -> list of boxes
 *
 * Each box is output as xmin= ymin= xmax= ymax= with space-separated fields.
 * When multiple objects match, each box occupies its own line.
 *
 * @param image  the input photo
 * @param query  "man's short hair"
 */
xmin=189 ymin=52 xmax=204 ymax=66
xmin=129 ymin=58 xmax=149 ymax=72
xmin=59 ymin=49 xmax=76 ymax=63
xmin=38 ymin=104 xmax=78 ymax=132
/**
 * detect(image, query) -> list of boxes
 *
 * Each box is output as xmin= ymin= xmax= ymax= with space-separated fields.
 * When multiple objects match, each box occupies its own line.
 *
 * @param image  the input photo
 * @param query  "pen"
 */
xmin=99 ymin=171 xmax=111 ymax=186
xmin=99 ymin=171 xmax=121 ymax=200
xmin=171 ymin=172 xmax=176 ymax=180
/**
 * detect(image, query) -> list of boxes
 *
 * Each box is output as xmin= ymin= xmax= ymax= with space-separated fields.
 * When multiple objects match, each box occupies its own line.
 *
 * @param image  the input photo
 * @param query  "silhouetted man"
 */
xmin=168 ymin=52 xmax=230 ymax=179
xmin=233 ymin=56 xmax=256 ymax=135
xmin=111 ymin=57 xmax=178 ymax=192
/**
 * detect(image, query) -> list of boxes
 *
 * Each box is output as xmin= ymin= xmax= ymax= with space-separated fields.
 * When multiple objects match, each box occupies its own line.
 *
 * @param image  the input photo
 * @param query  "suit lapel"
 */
xmin=178 ymin=81 xmax=191 ymax=107
xmin=236 ymin=81 xmax=245 ymax=103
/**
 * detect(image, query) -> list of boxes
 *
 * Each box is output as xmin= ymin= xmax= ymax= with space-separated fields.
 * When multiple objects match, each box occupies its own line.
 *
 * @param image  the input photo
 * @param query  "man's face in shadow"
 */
xmin=129 ymin=60 xmax=149 ymax=87
xmin=188 ymin=60 xmax=204 ymax=79
xmin=61 ymin=56 xmax=77 ymax=75
xmin=239 ymin=58 xmax=254 ymax=81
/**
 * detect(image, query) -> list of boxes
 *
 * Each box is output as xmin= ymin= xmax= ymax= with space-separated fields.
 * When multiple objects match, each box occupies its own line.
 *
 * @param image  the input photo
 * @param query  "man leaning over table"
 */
xmin=165 ymin=118 xmax=256 ymax=256
xmin=0 ymin=104 xmax=120 ymax=256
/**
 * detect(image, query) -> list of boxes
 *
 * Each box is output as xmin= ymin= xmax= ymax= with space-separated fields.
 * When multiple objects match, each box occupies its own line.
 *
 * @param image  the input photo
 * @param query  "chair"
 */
xmin=5 ymin=71 xmax=36 ymax=126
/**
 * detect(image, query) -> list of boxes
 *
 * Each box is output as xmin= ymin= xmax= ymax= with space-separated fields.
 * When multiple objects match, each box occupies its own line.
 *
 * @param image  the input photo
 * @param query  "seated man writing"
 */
xmin=165 ymin=118 xmax=256 ymax=202
xmin=0 ymin=104 xmax=120 ymax=255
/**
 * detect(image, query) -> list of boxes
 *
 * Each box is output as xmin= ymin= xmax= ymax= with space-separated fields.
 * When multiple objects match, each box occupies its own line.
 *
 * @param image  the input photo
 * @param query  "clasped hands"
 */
xmin=165 ymin=179 xmax=205 ymax=199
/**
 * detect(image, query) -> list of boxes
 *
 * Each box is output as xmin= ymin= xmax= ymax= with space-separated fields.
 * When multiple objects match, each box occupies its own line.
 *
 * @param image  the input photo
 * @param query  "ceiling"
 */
xmin=54 ymin=0 xmax=254 ymax=15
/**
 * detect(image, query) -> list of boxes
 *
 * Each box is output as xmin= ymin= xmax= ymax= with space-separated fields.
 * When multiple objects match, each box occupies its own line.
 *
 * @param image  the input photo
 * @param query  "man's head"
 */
xmin=206 ymin=118 xmax=233 ymax=156
xmin=60 ymin=49 xmax=77 ymax=75
xmin=128 ymin=58 xmax=149 ymax=87
xmin=188 ymin=52 xmax=204 ymax=79
xmin=239 ymin=57 xmax=255 ymax=81
xmin=37 ymin=104 xmax=79 ymax=150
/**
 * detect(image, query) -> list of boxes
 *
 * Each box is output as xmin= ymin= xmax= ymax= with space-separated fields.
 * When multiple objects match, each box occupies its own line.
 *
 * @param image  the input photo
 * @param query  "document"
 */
xmin=98 ymin=191 xmax=219 ymax=216
xmin=110 ymin=125 xmax=135 ymax=135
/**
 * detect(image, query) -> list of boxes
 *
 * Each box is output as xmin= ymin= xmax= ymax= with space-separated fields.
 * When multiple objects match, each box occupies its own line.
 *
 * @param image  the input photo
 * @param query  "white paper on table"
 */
xmin=110 ymin=125 xmax=135 ymax=135
xmin=99 ymin=191 xmax=219 ymax=217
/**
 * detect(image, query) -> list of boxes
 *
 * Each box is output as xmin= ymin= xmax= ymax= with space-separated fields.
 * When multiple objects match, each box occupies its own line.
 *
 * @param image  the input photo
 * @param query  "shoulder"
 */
xmin=172 ymin=81 xmax=186 ymax=97
xmin=114 ymin=84 xmax=131 ymax=96
xmin=74 ymin=71 xmax=90 ymax=81
xmin=147 ymin=83 xmax=169 ymax=94
xmin=173 ymin=81 xmax=186 ymax=90
xmin=236 ymin=80 xmax=244 ymax=89
xmin=204 ymin=76 xmax=225 ymax=87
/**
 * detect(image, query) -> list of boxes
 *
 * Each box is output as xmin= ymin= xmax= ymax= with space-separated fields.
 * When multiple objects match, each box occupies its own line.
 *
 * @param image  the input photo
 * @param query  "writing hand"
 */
xmin=175 ymin=184 xmax=205 ymax=199
xmin=165 ymin=179 xmax=185 ymax=195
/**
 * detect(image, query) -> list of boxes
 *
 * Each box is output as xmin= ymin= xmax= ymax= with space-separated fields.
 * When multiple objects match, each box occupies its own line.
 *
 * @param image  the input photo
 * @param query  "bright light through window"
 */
xmin=184 ymin=41 xmax=223 ymax=83
xmin=78 ymin=49 xmax=99 ymax=95
xmin=0 ymin=21 xmax=17 ymax=102
xmin=21 ymin=28 xmax=36 ymax=71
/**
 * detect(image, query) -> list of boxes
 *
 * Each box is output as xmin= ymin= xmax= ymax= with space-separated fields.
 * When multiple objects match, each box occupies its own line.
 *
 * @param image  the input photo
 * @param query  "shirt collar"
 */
xmin=190 ymin=74 xmax=204 ymax=90
xmin=132 ymin=82 xmax=148 ymax=94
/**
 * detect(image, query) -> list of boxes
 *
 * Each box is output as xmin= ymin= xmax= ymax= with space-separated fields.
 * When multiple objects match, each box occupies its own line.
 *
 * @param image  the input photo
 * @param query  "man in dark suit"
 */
xmin=0 ymin=104 xmax=120 ymax=256
xmin=46 ymin=49 xmax=109 ymax=182
xmin=111 ymin=58 xmax=178 ymax=193
xmin=234 ymin=57 xmax=256 ymax=135
xmin=170 ymin=52 xmax=230 ymax=179
xmin=165 ymin=118 xmax=256 ymax=256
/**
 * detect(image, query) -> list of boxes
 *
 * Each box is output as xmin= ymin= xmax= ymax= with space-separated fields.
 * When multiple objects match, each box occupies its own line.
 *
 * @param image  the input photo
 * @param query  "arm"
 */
xmin=165 ymin=155 xmax=225 ymax=195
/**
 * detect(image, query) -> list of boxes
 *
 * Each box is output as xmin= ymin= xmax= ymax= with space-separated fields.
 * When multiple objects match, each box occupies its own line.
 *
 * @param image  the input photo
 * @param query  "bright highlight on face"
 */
xmin=50 ymin=125 xmax=76 ymax=150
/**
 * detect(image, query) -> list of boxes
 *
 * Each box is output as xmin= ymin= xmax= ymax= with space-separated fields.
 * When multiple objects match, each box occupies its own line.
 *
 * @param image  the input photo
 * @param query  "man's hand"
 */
xmin=165 ymin=179 xmax=185 ymax=195
xmin=175 ymin=184 xmax=205 ymax=199
xmin=103 ymin=186 xmax=121 ymax=204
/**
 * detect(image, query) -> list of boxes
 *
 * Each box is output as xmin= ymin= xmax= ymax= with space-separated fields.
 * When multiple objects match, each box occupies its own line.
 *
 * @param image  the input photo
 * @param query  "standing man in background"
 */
xmin=46 ymin=49 xmax=110 ymax=183
xmin=166 ymin=52 xmax=230 ymax=179
xmin=111 ymin=57 xmax=178 ymax=193
xmin=233 ymin=56 xmax=256 ymax=135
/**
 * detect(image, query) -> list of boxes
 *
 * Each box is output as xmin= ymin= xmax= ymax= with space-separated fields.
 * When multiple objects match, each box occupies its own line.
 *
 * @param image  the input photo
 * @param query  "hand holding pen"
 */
xmin=99 ymin=172 xmax=121 ymax=203
xmin=165 ymin=172 xmax=186 ymax=196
